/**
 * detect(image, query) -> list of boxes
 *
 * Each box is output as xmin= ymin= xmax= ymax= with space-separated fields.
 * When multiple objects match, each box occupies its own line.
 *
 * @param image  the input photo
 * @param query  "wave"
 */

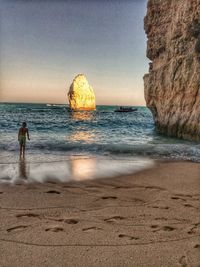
xmin=0 ymin=103 xmax=199 ymax=163
xmin=1 ymin=141 xmax=199 ymax=162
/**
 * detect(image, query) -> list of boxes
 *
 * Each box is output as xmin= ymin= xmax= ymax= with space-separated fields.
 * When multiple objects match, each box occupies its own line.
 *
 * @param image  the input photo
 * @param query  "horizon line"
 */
xmin=0 ymin=101 xmax=146 ymax=107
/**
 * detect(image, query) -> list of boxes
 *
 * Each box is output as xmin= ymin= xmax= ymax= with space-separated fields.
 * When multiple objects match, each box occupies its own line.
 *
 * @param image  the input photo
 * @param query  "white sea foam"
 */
xmin=0 ymin=157 xmax=155 ymax=184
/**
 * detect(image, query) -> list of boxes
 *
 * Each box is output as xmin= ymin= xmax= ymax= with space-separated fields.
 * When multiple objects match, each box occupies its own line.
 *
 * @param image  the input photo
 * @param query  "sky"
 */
xmin=0 ymin=0 xmax=148 ymax=105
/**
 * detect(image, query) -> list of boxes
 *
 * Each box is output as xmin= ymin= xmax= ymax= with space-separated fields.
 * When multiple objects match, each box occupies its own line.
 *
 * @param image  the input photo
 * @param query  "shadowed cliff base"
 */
xmin=144 ymin=0 xmax=200 ymax=142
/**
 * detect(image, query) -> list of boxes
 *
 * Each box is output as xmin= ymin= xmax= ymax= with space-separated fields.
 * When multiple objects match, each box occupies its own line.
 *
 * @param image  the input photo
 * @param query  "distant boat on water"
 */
xmin=114 ymin=106 xmax=137 ymax=113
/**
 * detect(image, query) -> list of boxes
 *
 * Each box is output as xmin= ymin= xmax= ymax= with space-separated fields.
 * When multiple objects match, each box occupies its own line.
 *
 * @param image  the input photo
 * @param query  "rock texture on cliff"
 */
xmin=68 ymin=74 xmax=96 ymax=110
xmin=144 ymin=0 xmax=200 ymax=141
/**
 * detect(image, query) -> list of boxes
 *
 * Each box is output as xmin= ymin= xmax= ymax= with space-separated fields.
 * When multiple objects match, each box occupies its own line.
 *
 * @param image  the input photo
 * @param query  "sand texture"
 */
xmin=0 ymin=161 xmax=200 ymax=267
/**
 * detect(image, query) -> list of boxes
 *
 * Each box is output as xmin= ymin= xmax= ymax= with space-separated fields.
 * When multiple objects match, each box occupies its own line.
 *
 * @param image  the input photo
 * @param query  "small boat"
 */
xmin=114 ymin=106 xmax=137 ymax=113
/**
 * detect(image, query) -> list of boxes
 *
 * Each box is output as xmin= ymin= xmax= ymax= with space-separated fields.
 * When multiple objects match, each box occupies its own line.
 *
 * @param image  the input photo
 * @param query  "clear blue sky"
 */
xmin=0 ymin=0 xmax=148 ymax=105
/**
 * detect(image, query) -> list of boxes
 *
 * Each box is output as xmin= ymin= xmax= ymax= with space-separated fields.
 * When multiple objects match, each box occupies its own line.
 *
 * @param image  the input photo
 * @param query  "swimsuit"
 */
xmin=19 ymin=127 xmax=27 ymax=146
xmin=19 ymin=135 xmax=26 ymax=146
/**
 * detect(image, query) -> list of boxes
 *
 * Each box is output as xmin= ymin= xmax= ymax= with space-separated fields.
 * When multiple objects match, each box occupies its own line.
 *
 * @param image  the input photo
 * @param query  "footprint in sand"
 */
xmin=45 ymin=190 xmax=61 ymax=194
xmin=171 ymin=196 xmax=186 ymax=201
xmin=62 ymin=185 xmax=80 ymax=189
xmin=132 ymin=198 xmax=145 ymax=204
xmin=45 ymin=226 xmax=64 ymax=232
xmin=144 ymin=185 xmax=165 ymax=191
xmin=152 ymin=225 xmax=175 ymax=233
xmin=7 ymin=225 xmax=29 ymax=233
xmin=152 ymin=205 xmax=169 ymax=210
xmin=175 ymin=193 xmax=193 ymax=199
xmin=118 ymin=234 xmax=139 ymax=240
xmin=187 ymin=223 xmax=199 ymax=234
xmin=101 ymin=196 xmax=117 ymax=200
xmin=59 ymin=219 xmax=79 ymax=224
xmin=187 ymin=229 xmax=195 ymax=234
xmin=184 ymin=203 xmax=194 ymax=208
xmin=16 ymin=213 xmax=40 ymax=218
xmin=151 ymin=225 xmax=159 ymax=229
xmin=114 ymin=186 xmax=129 ymax=189
xmin=179 ymin=255 xmax=188 ymax=267
xmin=163 ymin=226 xmax=175 ymax=231
xmin=104 ymin=216 xmax=125 ymax=223
xmin=160 ymin=226 xmax=176 ymax=231
xmin=82 ymin=226 xmax=102 ymax=232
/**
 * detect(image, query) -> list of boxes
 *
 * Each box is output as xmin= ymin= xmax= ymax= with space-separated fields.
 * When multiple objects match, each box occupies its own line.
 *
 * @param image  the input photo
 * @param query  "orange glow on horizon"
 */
xmin=0 ymin=73 xmax=146 ymax=106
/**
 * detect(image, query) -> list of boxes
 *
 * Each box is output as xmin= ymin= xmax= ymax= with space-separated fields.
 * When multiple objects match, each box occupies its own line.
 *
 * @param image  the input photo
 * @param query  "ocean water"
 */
xmin=0 ymin=103 xmax=199 ymax=183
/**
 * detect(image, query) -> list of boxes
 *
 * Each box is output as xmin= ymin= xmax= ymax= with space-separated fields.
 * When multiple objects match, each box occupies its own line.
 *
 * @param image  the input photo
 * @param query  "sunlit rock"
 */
xmin=68 ymin=74 xmax=96 ymax=110
xmin=144 ymin=0 xmax=200 ymax=141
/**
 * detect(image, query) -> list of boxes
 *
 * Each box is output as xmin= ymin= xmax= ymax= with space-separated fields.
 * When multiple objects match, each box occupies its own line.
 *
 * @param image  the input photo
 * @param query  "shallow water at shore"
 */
xmin=0 ymin=156 xmax=154 ymax=184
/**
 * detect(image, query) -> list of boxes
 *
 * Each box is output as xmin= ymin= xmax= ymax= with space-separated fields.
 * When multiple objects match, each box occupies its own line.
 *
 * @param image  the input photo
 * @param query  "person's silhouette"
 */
xmin=18 ymin=122 xmax=30 ymax=158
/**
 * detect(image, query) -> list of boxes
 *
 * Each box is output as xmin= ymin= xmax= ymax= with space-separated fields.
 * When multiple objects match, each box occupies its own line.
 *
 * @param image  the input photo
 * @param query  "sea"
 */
xmin=0 ymin=103 xmax=199 ymax=183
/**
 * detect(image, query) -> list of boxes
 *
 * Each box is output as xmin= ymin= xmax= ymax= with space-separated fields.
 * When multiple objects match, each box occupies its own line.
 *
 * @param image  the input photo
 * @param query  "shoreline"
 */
xmin=0 ymin=156 xmax=155 ymax=184
xmin=0 ymin=155 xmax=199 ymax=185
xmin=0 ymin=160 xmax=200 ymax=266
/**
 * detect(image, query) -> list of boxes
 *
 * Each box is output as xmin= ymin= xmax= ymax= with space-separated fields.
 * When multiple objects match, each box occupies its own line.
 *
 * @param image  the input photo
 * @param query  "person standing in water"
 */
xmin=18 ymin=122 xmax=30 ymax=158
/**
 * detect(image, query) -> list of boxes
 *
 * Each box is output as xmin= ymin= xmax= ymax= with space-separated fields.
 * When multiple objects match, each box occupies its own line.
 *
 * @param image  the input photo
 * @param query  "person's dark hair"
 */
xmin=22 ymin=122 xmax=27 ymax=127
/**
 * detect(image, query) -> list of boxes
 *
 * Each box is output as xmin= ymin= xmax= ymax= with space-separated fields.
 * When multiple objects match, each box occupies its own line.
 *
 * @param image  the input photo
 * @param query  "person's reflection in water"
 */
xmin=19 ymin=158 xmax=29 ymax=180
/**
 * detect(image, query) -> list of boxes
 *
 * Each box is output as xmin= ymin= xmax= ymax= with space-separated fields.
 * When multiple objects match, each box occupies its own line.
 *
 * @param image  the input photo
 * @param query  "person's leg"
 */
xmin=20 ymin=144 xmax=23 ymax=157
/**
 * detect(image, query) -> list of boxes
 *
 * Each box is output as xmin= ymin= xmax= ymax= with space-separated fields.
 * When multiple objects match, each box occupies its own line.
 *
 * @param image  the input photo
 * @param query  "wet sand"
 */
xmin=0 ymin=161 xmax=200 ymax=267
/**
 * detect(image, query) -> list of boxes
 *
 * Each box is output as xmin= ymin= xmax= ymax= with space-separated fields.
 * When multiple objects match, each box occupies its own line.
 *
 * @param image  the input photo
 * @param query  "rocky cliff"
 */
xmin=68 ymin=74 xmax=96 ymax=110
xmin=144 ymin=0 xmax=200 ymax=141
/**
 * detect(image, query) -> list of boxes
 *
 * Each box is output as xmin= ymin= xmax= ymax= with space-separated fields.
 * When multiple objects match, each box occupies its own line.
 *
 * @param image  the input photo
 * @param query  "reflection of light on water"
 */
xmin=69 ymin=111 xmax=94 ymax=121
xmin=0 ymin=157 xmax=155 ymax=184
xmin=69 ymin=158 xmax=96 ymax=181
xmin=69 ymin=131 xmax=95 ymax=143
xmin=68 ymin=111 xmax=97 ymax=143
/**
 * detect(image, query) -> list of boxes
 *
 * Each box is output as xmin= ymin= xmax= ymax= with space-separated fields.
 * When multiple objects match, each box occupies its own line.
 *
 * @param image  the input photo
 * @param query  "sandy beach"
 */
xmin=0 ymin=160 xmax=199 ymax=267
xmin=1 ymin=0 xmax=200 ymax=266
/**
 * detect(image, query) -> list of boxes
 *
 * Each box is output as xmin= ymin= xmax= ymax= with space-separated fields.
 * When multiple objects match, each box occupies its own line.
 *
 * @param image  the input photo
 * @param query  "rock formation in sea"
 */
xmin=144 ymin=0 xmax=200 ymax=141
xmin=68 ymin=74 xmax=96 ymax=110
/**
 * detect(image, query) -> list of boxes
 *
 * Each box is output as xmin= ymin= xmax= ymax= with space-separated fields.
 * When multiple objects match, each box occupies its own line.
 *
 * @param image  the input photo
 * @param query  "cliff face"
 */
xmin=144 ymin=0 xmax=200 ymax=141
xmin=68 ymin=74 xmax=96 ymax=110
